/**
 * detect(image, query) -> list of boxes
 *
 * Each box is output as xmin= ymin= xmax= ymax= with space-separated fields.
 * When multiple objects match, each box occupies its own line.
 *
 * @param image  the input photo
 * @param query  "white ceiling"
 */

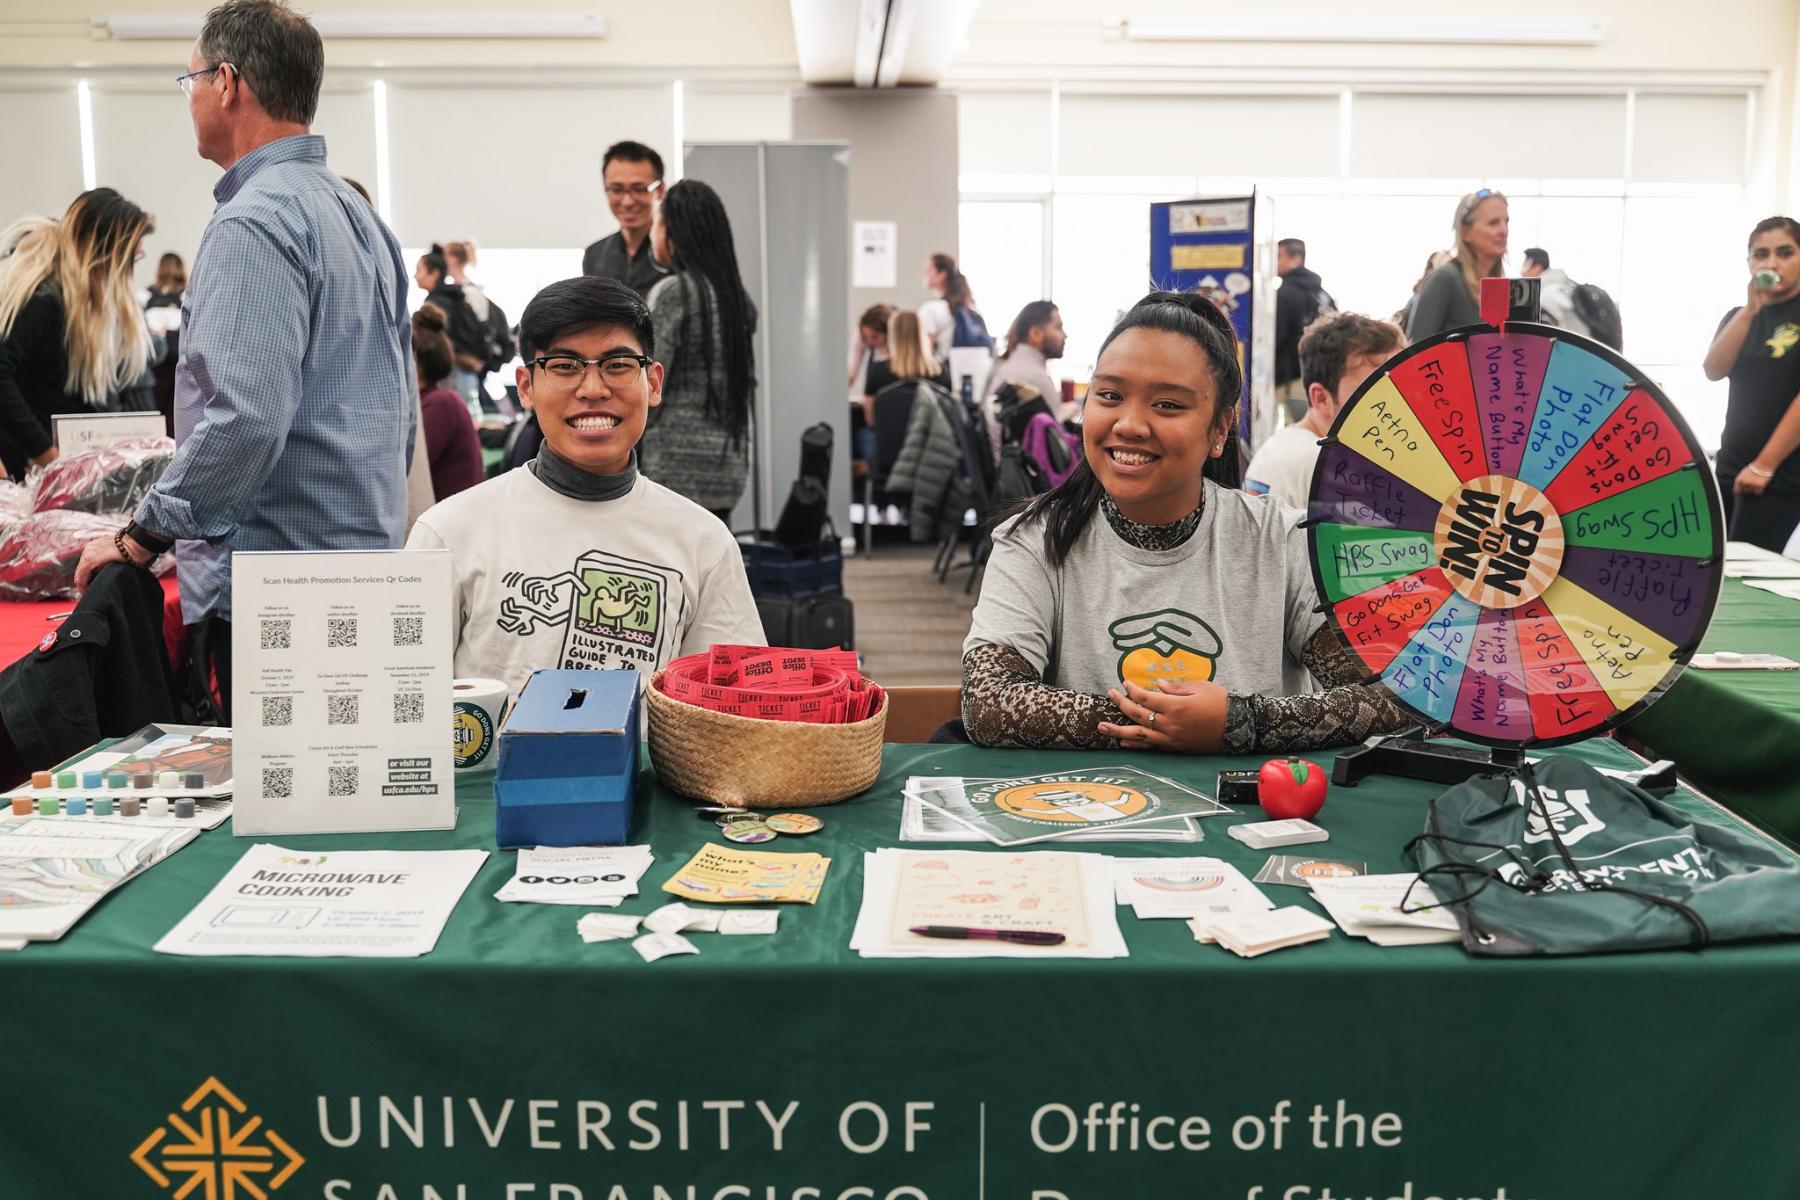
xmin=789 ymin=0 xmax=982 ymax=86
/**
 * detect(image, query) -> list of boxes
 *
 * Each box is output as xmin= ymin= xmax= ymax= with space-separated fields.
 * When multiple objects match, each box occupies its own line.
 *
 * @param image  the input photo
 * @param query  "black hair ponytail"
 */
xmin=1009 ymin=289 xmax=1243 ymax=565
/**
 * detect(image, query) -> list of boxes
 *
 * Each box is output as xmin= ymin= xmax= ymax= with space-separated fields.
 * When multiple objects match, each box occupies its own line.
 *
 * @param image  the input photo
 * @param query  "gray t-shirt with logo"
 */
xmin=965 ymin=480 xmax=1324 ymax=698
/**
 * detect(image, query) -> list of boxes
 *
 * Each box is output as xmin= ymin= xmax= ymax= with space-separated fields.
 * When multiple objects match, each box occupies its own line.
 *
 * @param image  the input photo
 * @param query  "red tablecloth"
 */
xmin=0 ymin=574 xmax=185 ymax=672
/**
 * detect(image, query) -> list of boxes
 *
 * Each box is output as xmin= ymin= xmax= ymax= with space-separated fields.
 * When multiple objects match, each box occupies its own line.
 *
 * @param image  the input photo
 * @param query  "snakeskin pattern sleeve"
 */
xmin=961 ymin=642 xmax=1125 ymax=749
xmin=1218 ymin=625 xmax=1415 ymax=754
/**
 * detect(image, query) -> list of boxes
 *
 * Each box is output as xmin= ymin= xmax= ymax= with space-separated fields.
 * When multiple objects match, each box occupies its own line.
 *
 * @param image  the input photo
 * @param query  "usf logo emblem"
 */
xmin=131 ymin=1077 xmax=304 ymax=1199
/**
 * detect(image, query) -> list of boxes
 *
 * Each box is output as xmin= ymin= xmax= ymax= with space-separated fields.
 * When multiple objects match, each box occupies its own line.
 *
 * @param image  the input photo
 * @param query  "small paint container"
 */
xmin=120 ymin=798 xmax=142 ymax=817
xmin=174 ymin=798 xmax=196 ymax=819
xmin=66 ymin=797 xmax=87 ymax=816
xmin=93 ymin=798 xmax=115 ymax=816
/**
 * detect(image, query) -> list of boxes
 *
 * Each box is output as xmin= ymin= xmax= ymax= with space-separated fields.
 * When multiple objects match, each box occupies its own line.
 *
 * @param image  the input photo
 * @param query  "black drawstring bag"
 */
xmin=1405 ymin=756 xmax=1800 ymax=956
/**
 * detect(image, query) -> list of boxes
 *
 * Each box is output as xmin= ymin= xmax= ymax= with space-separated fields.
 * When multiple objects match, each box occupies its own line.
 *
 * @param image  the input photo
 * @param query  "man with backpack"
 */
xmin=1274 ymin=238 xmax=1334 ymax=423
xmin=1522 ymin=247 xmax=1623 ymax=350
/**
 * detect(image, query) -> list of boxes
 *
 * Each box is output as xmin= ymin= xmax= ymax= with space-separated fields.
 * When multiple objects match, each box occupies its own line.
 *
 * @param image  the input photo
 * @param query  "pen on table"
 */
xmin=909 ymin=925 xmax=1066 ymax=945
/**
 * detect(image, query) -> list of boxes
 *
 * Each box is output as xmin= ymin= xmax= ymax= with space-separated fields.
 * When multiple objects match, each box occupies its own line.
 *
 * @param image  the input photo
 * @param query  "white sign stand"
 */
xmin=231 ymin=549 xmax=456 ymax=835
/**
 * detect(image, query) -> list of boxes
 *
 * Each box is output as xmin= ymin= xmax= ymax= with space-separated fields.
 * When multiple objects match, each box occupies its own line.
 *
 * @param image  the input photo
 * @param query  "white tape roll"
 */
xmin=451 ymin=677 xmax=510 ymax=772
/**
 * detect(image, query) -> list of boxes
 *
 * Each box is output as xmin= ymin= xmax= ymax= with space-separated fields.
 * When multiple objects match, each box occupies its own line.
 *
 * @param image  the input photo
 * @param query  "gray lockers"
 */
xmin=682 ymin=141 xmax=851 ymax=538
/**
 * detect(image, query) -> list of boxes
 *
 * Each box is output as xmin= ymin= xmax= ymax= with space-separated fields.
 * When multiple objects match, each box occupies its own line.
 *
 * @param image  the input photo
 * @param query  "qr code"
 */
xmin=262 ymin=766 xmax=293 ymax=798
xmin=260 ymin=619 xmax=291 ymax=650
xmin=393 ymin=616 xmax=423 ymax=647
xmin=261 ymin=695 xmax=293 ymax=727
xmin=326 ymin=694 xmax=359 ymax=725
xmin=327 ymin=765 xmax=358 ymax=797
xmin=393 ymin=692 xmax=424 ymax=723
xmin=327 ymin=617 xmax=358 ymax=648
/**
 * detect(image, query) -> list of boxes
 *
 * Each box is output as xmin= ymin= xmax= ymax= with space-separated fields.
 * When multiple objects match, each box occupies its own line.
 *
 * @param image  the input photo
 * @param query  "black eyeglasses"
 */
xmin=532 ymin=352 xmax=651 ymax=386
xmin=176 ymin=64 xmax=225 ymax=96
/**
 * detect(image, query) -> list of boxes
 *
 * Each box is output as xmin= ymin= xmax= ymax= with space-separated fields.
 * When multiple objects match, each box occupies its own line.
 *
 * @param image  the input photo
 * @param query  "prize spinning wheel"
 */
xmin=1308 ymin=322 xmax=1724 ymax=751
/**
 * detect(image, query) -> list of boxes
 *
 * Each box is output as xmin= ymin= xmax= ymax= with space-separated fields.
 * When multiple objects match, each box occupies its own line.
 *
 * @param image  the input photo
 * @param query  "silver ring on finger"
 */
xmin=1146 ymin=710 xmax=1157 ymax=728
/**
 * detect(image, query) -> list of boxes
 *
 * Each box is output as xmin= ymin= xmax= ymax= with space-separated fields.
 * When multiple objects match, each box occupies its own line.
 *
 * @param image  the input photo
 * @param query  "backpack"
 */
xmin=1569 ymin=283 xmax=1622 ymax=350
xmin=1019 ymin=412 xmax=1080 ymax=487
xmin=950 ymin=305 xmax=994 ymax=351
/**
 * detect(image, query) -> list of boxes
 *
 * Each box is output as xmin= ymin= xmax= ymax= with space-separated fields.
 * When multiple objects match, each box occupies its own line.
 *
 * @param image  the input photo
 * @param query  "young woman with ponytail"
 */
xmin=0 ymin=188 xmax=156 ymax=477
xmin=645 ymin=179 xmax=758 ymax=520
xmin=960 ymin=291 xmax=1413 ymax=754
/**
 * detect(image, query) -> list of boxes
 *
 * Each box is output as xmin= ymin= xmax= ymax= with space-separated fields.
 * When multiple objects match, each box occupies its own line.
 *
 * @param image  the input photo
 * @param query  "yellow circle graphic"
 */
xmin=452 ymin=704 xmax=494 ymax=768
xmin=1431 ymin=474 xmax=1565 ymax=609
xmin=990 ymin=781 xmax=1154 ymax=824
xmin=1119 ymin=646 xmax=1215 ymax=689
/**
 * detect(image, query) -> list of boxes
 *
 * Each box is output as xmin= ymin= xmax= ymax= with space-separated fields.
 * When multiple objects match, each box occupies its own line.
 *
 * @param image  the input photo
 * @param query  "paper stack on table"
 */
xmin=905 ymin=768 xmax=1229 ymax=847
xmin=0 ymin=815 xmax=201 ymax=947
xmin=851 ymin=848 xmax=1127 ymax=958
xmin=1193 ymin=907 xmax=1334 ymax=957
xmin=1111 ymin=856 xmax=1272 ymax=920
xmin=1723 ymin=557 xmax=1800 ymax=579
xmin=1741 ymin=578 xmax=1800 ymax=601
xmin=495 ymin=845 xmax=654 ymax=906
xmin=1307 ymin=874 xmax=1462 ymax=946
xmin=900 ymin=783 xmax=1204 ymax=843
xmin=155 ymin=845 xmax=488 ymax=958
xmin=662 ymin=844 xmax=831 ymax=904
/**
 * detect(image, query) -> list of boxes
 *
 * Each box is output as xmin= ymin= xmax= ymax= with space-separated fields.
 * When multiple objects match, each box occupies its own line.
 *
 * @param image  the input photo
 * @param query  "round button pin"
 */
xmin=763 ymin=812 xmax=822 ymax=835
xmin=722 ymin=823 xmax=777 ymax=844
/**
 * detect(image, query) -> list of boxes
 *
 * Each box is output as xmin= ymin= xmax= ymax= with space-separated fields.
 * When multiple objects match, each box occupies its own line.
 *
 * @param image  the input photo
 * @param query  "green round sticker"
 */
xmin=452 ymin=701 xmax=495 ymax=768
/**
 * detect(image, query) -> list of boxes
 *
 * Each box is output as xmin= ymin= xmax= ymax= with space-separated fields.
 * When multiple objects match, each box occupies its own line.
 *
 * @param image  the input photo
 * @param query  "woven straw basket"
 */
xmin=645 ymin=670 xmax=887 ymax=808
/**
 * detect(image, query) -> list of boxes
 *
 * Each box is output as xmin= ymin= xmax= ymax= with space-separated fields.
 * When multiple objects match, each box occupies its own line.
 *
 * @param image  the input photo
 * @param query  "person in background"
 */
xmin=444 ymin=239 xmax=515 ymax=413
xmin=75 ymin=0 xmax=417 ymax=722
xmin=919 ymin=251 xmax=992 ymax=360
xmin=960 ymin=291 xmax=1412 ymax=754
xmin=1274 ymin=238 xmax=1333 ymax=424
xmin=1406 ymin=190 xmax=1508 ymax=342
xmin=849 ymin=302 xmax=895 ymax=398
xmin=1393 ymin=249 xmax=1451 ymax=331
xmin=1520 ymin=247 xmax=1591 ymax=339
xmin=0 ymin=188 xmax=156 ymax=479
xmin=1245 ymin=312 xmax=1403 ymax=510
xmin=146 ymin=252 xmax=186 ymax=311
xmin=406 ymin=276 xmax=763 ymax=698
xmin=581 ymin=140 xmax=671 ymax=298
xmin=411 ymin=303 xmax=485 ymax=501
xmin=415 ymin=243 xmax=489 ymax=417
xmin=979 ymin=300 xmax=1067 ymax=457
xmin=642 ymin=179 xmax=757 ymax=523
xmin=1703 ymin=216 xmax=1800 ymax=552
xmin=341 ymin=177 xmax=372 ymax=205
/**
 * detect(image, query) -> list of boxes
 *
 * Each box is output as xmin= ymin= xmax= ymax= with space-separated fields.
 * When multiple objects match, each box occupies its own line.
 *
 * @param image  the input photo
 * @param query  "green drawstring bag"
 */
xmin=1406 ymin=756 xmax=1800 ymax=956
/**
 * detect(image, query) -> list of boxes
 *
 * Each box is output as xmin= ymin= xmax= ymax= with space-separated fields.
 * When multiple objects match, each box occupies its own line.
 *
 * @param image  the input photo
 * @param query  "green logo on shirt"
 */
xmin=1109 ymin=608 xmax=1222 ymax=689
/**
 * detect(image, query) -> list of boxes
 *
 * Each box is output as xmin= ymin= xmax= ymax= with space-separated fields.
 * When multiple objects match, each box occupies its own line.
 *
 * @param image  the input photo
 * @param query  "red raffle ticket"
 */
xmin=660 ymin=646 xmax=883 ymax=725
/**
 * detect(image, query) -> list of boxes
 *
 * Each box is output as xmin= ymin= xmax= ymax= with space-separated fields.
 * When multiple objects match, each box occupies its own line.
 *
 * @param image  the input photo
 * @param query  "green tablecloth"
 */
xmin=1624 ymin=577 xmax=1800 ymax=844
xmin=10 ymin=738 xmax=1800 ymax=1199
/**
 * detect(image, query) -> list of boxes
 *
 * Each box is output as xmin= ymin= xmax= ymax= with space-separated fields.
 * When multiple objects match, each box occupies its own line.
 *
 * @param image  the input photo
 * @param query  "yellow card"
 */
xmin=662 ymin=844 xmax=833 ymax=905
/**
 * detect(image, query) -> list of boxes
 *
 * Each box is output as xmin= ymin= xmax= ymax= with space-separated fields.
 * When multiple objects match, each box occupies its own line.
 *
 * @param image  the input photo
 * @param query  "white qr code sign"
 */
xmin=230 ymin=548 xmax=455 ymax=835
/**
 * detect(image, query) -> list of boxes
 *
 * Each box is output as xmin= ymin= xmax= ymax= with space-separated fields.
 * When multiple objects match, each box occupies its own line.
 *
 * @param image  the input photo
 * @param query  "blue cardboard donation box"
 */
xmin=493 ymin=669 xmax=641 ymax=847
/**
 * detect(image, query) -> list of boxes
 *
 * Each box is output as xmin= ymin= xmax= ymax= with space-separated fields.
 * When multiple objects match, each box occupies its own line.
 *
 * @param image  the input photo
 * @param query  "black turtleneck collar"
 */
xmin=528 ymin=443 xmax=638 ymax=501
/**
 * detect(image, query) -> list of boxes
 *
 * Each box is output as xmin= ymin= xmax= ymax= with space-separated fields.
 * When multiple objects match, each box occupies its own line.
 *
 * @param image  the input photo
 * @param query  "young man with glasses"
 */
xmin=580 ymin=141 xmax=672 ymax=298
xmin=407 ymin=277 xmax=763 ymax=698
xmin=75 ymin=0 xmax=414 ymax=721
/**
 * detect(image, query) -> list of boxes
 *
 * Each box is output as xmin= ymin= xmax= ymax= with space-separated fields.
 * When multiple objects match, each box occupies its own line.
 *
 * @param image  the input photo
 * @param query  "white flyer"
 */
xmin=1112 ymin=856 xmax=1273 ymax=920
xmin=231 ymin=549 xmax=455 ymax=835
xmin=495 ymin=845 xmax=654 ymax=905
xmin=153 ymin=844 xmax=487 ymax=958
xmin=52 ymin=411 xmax=167 ymax=451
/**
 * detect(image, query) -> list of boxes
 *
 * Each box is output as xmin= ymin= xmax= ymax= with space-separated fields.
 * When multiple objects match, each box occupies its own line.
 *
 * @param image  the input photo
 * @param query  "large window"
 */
xmin=959 ymin=86 xmax=1756 ymax=453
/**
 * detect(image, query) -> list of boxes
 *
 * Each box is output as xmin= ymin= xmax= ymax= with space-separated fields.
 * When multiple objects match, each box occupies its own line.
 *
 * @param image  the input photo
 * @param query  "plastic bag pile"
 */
xmin=0 ymin=437 xmax=176 ymax=600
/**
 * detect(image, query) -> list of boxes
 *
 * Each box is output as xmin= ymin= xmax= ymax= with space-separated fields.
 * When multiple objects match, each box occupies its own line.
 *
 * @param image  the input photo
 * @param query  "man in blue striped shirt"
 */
xmin=77 ymin=0 xmax=415 ymax=718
